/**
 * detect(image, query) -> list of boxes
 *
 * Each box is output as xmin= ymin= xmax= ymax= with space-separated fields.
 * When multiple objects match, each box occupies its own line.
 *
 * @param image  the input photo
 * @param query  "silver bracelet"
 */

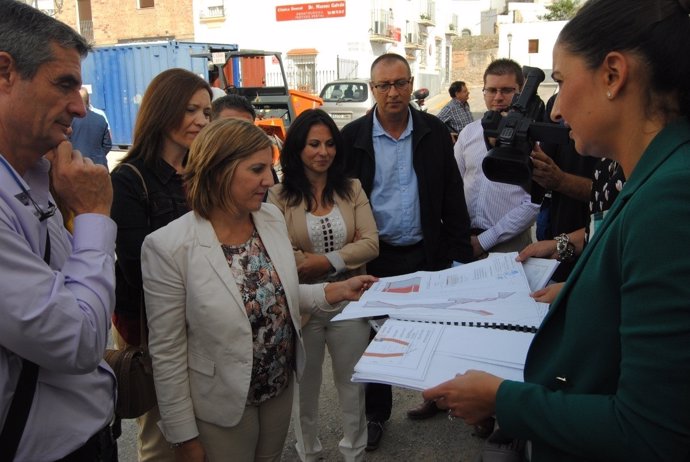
xmin=555 ymin=233 xmax=575 ymax=262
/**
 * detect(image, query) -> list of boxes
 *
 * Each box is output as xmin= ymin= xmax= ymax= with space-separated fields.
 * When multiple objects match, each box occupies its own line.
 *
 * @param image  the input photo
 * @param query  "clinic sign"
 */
xmin=276 ymin=2 xmax=346 ymax=21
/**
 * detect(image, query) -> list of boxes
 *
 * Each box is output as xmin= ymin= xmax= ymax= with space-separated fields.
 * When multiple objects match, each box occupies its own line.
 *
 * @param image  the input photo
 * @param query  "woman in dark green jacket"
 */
xmin=423 ymin=1 xmax=690 ymax=461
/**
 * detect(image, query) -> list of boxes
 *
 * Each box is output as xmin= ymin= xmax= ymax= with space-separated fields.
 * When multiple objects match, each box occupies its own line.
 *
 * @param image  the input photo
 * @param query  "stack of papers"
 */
xmin=343 ymin=253 xmax=558 ymax=390
xmin=335 ymin=253 xmax=555 ymax=328
xmin=352 ymin=319 xmax=533 ymax=390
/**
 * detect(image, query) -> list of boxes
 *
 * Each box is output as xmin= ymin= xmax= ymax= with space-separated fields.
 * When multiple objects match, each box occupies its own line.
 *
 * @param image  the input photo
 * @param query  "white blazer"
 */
xmin=141 ymin=204 xmax=329 ymax=443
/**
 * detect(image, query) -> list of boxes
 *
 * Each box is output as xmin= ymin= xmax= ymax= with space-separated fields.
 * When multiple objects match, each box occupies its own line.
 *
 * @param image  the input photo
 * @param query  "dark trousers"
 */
xmin=55 ymin=424 xmax=118 ymax=462
xmin=365 ymin=241 xmax=426 ymax=423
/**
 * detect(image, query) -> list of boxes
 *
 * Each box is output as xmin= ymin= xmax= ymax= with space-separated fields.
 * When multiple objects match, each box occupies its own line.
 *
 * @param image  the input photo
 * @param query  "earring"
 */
xmin=606 ymin=91 xmax=613 ymax=99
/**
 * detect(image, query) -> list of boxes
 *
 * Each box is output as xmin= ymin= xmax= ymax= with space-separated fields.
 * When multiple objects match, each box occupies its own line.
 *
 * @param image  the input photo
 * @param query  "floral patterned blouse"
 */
xmin=221 ymin=229 xmax=295 ymax=405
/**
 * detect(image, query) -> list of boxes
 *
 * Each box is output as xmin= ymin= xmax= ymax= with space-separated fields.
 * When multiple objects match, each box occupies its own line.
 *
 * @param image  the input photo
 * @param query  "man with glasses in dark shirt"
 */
xmin=437 ymin=58 xmax=540 ymax=438
xmin=403 ymin=58 xmax=539 ymax=433
xmin=340 ymin=53 xmax=473 ymax=452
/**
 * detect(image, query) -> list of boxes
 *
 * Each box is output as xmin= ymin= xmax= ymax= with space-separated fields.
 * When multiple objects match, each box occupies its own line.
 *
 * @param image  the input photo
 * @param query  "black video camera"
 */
xmin=480 ymin=66 xmax=570 ymax=202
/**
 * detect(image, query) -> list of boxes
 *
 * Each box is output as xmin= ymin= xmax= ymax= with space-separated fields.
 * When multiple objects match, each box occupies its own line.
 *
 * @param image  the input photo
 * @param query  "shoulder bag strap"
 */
xmin=117 ymin=163 xmax=151 ymax=349
xmin=0 ymin=231 xmax=50 ymax=459
xmin=117 ymin=162 xmax=149 ymax=213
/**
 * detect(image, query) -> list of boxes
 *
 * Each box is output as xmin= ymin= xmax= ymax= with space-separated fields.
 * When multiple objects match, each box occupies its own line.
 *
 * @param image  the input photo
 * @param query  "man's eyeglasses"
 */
xmin=371 ymin=79 xmax=412 ymax=93
xmin=27 ymin=194 xmax=57 ymax=222
xmin=482 ymin=87 xmax=517 ymax=96
xmin=0 ymin=155 xmax=56 ymax=222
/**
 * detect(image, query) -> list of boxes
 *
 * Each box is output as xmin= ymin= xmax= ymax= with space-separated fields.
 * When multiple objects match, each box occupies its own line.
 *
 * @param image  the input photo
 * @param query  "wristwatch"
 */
xmin=555 ymin=233 xmax=575 ymax=262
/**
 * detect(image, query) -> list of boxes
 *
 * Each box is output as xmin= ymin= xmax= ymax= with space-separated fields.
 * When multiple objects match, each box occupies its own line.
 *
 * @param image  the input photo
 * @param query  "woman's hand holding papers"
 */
xmin=422 ymin=370 xmax=503 ymax=425
xmin=516 ymin=239 xmax=558 ymax=261
xmin=530 ymin=282 xmax=564 ymax=303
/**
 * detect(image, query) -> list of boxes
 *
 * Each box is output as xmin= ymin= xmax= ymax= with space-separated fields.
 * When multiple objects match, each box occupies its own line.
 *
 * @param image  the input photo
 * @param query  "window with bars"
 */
xmin=287 ymin=54 xmax=317 ymax=94
xmin=201 ymin=0 xmax=224 ymax=18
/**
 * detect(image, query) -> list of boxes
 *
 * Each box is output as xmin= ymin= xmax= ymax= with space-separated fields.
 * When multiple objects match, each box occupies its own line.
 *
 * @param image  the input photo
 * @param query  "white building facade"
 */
xmin=192 ymin=0 xmax=466 ymax=95
xmin=192 ymin=0 xmax=567 ymax=98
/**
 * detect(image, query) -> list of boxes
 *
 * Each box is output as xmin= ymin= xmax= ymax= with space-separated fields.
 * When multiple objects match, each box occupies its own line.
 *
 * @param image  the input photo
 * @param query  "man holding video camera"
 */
xmin=454 ymin=59 xmax=540 ymax=260
xmin=407 ymin=59 xmax=541 ymax=427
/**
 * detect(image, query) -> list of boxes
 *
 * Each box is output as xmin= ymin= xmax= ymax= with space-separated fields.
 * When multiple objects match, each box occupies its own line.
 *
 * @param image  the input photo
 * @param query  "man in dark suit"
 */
xmin=340 ymin=53 xmax=473 ymax=451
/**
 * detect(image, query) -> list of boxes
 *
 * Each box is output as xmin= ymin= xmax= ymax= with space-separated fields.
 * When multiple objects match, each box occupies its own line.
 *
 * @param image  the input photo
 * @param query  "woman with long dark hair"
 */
xmin=268 ymin=109 xmax=378 ymax=462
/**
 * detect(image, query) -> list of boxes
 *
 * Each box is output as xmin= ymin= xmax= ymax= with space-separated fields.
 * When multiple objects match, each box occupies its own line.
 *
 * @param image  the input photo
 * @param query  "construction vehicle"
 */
xmin=200 ymin=49 xmax=323 ymax=143
xmin=82 ymin=43 xmax=320 ymax=150
xmin=81 ymin=40 xmax=238 ymax=149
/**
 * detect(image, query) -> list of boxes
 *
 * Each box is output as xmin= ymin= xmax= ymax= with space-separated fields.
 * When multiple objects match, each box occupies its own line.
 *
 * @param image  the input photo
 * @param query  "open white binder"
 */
xmin=342 ymin=253 xmax=558 ymax=390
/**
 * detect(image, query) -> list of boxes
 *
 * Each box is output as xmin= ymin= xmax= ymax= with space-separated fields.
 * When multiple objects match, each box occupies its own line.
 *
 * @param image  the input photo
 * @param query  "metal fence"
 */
xmin=266 ymin=69 xmax=338 ymax=95
xmin=337 ymin=57 xmax=360 ymax=80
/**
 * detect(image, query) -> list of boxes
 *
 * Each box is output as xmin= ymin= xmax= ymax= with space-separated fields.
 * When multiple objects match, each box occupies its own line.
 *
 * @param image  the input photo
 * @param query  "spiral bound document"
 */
xmin=345 ymin=253 xmax=556 ymax=390
xmin=352 ymin=319 xmax=535 ymax=390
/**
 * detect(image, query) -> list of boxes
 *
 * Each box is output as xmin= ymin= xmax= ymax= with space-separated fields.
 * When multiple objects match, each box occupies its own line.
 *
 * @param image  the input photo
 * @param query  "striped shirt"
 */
xmin=454 ymin=119 xmax=539 ymax=251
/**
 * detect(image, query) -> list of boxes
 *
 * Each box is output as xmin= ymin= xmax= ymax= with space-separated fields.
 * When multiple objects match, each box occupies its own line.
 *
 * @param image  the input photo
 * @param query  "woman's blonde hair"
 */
xmin=184 ymin=118 xmax=272 ymax=219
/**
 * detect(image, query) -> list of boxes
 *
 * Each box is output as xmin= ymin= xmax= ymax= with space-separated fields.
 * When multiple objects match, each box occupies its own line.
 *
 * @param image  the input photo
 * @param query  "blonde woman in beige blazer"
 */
xmin=141 ymin=118 xmax=375 ymax=462
xmin=267 ymin=109 xmax=379 ymax=462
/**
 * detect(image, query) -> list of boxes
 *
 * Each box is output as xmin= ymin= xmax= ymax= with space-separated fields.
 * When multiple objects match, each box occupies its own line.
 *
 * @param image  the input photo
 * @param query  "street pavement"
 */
xmin=117 ymin=351 xmax=486 ymax=462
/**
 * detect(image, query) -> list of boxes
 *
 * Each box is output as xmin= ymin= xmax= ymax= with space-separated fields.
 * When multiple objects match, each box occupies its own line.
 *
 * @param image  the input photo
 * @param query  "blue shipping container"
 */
xmin=81 ymin=40 xmax=238 ymax=148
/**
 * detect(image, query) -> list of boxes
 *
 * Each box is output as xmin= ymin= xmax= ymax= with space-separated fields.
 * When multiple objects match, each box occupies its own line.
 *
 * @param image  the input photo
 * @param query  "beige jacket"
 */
xmin=267 ymin=178 xmax=379 ymax=279
xmin=141 ymin=205 xmax=328 ymax=443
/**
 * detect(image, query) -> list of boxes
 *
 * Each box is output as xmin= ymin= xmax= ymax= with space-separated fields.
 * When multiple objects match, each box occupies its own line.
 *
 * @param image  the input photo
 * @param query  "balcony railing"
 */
xmin=418 ymin=0 xmax=436 ymax=26
xmin=405 ymin=25 xmax=424 ymax=49
xmin=79 ymin=19 xmax=94 ymax=42
xmin=200 ymin=5 xmax=225 ymax=19
xmin=446 ymin=13 xmax=458 ymax=35
xmin=370 ymin=8 xmax=396 ymax=43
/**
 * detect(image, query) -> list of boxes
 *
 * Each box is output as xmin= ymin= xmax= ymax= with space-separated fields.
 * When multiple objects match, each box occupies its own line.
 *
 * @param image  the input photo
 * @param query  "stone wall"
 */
xmin=443 ymin=35 xmax=499 ymax=114
xmin=450 ymin=35 xmax=499 ymax=88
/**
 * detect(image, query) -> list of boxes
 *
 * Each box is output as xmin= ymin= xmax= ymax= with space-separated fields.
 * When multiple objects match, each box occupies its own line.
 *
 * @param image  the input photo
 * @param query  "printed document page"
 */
xmin=334 ymin=253 xmax=549 ymax=328
xmin=360 ymin=252 xmax=531 ymax=296
xmin=352 ymin=319 xmax=533 ymax=390
xmin=334 ymin=252 xmax=538 ymax=325
xmin=339 ymin=287 xmax=548 ymax=329
xmin=520 ymin=256 xmax=560 ymax=292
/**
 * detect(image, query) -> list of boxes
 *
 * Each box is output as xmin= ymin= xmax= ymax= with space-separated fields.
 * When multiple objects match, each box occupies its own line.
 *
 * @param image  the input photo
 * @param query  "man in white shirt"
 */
xmin=455 ymin=59 xmax=540 ymax=259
